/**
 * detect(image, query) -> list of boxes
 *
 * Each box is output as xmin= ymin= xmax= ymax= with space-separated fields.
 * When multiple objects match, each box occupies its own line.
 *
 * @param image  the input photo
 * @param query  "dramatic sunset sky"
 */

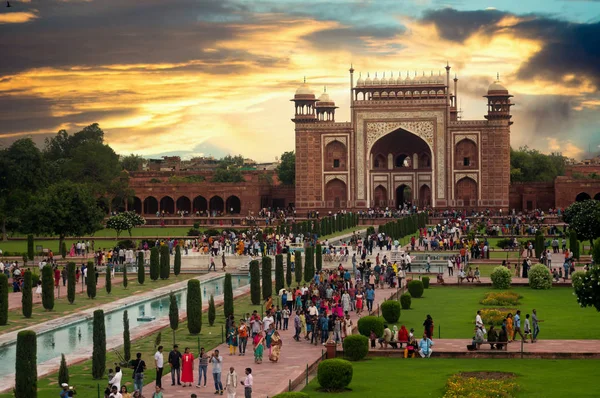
xmin=1 ymin=0 xmax=599 ymax=161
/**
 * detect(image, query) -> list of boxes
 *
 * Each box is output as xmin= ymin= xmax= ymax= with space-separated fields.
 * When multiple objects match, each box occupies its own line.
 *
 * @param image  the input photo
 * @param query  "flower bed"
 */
xmin=479 ymin=308 xmax=517 ymax=326
xmin=479 ymin=292 xmax=522 ymax=306
xmin=444 ymin=372 xmax=518 ymax=398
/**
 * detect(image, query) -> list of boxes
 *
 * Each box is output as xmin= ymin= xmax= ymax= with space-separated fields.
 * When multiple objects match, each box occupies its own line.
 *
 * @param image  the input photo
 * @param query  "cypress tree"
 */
xmin=294 ymin=250 xmax=303 ymax=284
xmin=67 ymin=262 xmax=76 ymax=304
xmin=169 ymin=292 xmax=178 ymax=345
xmin=275 ymin=254 xmax=284 ymax=293
xmin=92 ymin=310 xmax=106 ymax=379
xmin=123 ymin=310 xmax=131 ymax=362
xmin=22 ymin=270 xmax=32 ymax=318
xmin=61 ymin=241 xmax=67 ymax=259
xmin=187 ymin=279 xmax=202 ymax=334
xmin=224 ymin=273 xmax=234 ymax=318
xmin=0 ymin=274 xmax=7 ymax=325
xmin=534 ymin=231 xmax=544 ymax=259
xmin=316 ymin=244 xmax=323 ymax=272
xmin=174 ymin=245 xmax=182 ymax=276
xmin=570 ymin=229 xmax=580 ymax=259
xmin=122 ymin=263 xmax=128 ymax=289
xmin=41 ymin=264 xmax=54 ymax=311
xmin=286 ymin=252 xmax=292 ymax=287
xmin=137 ymin=251 xmax=145 ymax=285
xmin=86 ymin=261 xmax=96 ymax=299
xmin=105 ymin=267 xmax=112 ymax=294
xmin=262 ymin=256 xmax=272 ymax=300
xmin=58 ymin=353 xmax=69 ymax=386
xmin=250 ymin=260 xmax=261 ymax=305
xmin=15 ymin=330 xmax=37 ymax=398
xmin=208 ymin=294 xmax=216 ymax=326
xmin=304 ymin=247 xmax=314 ymax=282
xmin=150 ymin=246 xmax=159 ymax=281
xmin=27 ymin=234 xmax=34 ymax=261
xmin=160 ymin=245 xmax=171 ymax=280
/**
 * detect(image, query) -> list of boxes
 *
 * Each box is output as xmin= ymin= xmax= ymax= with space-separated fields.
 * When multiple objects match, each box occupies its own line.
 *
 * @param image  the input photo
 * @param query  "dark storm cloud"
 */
xmin=512 ymin=96 xmax=574 ymax=141
xmin=0 ymin=0 xmax=270 ymax=76
xmin=421 ymin=8 xmax=600 ymax=87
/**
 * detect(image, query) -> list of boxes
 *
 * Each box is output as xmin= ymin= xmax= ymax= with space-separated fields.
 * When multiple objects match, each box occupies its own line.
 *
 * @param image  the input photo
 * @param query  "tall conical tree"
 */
xmin=27 ymin=234 xmax=34 ymax=262
xmin=275 ymin=254 xmax=284 ymax=293
xmin=105 ymin=267 xmax=112 ymax=294
xmin=208 ymin=294 xmax=216 ymax=326
xmin=41 ymin=264 xmax=54 ymax=311
xmin=15 ymin=330 xmax=37 ymax=398
xmin=286 ymin=252 xmax=292 ymax=287
xmin=137 ymin=251 xmax=145 ymax=285
xmin=224 ymin=273 xmax=234 ymax=318
xmin=294 ymin=251 xmax=303 ymax=284
xmin=67 ymin=262 xmax=76 ymax=304
xmin=150 ymin=246 xmax=159 ymax=281
xmin=0 ymin=274 xmax=8 ymax=325
xmin=187 ymin=279 xmax=202 ymax=334
xmin=304 ymin=247 xmax=314 ymax=282
xmin=169 ymin=292 xmax=178 ymax=344
xmin=122 ymin=262 xmax=128 ymax=289
xmin=123 ymin=310 xmax=131 ymax=362
xmin=86 ymin=261 xmax=96 ymax=299
xmin=92 ymin=310 xmax=106 ymax=379
xmin=174 ymin=245 xmax=182 ymax=276
xmin=250 ymin=260 xmax=261 ymax=305
xmin=58 ymin=353 xmax=69 ymax=386
xmin=262 ymin=256 xmax=272 ymax=300
xmin=160 ymin=245 xmax=171 ymax=280
xmin=316 ymin=244 xmax=323 ymax=272
xmin=21 ymin=270 xmax=32 ymax=318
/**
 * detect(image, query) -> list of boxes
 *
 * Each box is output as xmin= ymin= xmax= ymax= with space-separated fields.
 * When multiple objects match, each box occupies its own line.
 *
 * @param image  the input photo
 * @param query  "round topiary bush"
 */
xmin=490 ymin=266 xmax=512 ymax=289
xmin=357 ymin=316 xmax=384 ymax=338
xmin=317 ymin=359 xmax=353 ymax=391
xmin=571 ymin=270 xmax=586 ymax=291
xmin=528 ymin=264 xmax=553 ymax=290
xmin=400 ymin=293 xmax=412 ymax=309
xmin=342 ymin=335 xmax=369 ymax=361
xmin=273 ymin=393 xmax=310 ymax=398
xmin=422 ymin=276 xmax=430 ymax=289
xmin=381 ymin=300 xmax=401 ymax=323
xmin=408 ymin=280 xmax=424 ymax=298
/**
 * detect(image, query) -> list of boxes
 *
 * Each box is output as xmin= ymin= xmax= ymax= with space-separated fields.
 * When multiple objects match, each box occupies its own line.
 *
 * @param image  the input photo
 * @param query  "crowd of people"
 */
xmin=469 ymin=309 xmax=542 ymax=351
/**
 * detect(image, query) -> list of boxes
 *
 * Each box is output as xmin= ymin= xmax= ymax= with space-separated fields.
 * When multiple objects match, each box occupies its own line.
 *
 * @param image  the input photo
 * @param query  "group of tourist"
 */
xmin=469 ymin=309 xmax=542 ymax=351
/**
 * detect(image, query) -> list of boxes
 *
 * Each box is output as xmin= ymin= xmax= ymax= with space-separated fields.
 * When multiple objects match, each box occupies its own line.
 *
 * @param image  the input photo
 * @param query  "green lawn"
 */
xmin=379 ymin=286 xmax=599 ymax=339
xmin=0 ymin=274 xmax=198 ymax=334
xmin=0 ymin=286 xmax=270 ymax=398
xmin=302 ymin=357 xmax=600 ymax=397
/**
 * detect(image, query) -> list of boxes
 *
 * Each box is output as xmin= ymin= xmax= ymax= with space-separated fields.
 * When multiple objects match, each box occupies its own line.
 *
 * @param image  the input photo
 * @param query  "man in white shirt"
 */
xmin=211 ymin=350 xmax=224 ymax=394
xmin=308 ymin=303 xmax=318 ymax=317
xmin=225 ymin=366 xmax=238 ymax=398
xmin=108 ymin=385 xmax=122 ymax=398
xmin=475 ymin=310 xmax=485 ymax=333
xmin=241 ymin=368 xmax=253 ymax=398
xmin=262 ymin=312 xmax=274 ymax=331
xmin=109 ymin=366 xmax=122 ymax=390
xmin=154 ymin=345 xmax=164 ymax=390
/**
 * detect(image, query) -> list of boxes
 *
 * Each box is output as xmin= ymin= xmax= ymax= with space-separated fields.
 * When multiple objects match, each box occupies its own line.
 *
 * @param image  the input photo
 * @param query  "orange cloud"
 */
xmin=0 ymin=12 xmax=38 ymax=24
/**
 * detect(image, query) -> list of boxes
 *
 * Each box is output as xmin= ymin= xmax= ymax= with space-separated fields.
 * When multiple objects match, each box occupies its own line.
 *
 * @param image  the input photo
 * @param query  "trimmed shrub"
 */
xmin=317 ymin=359 xmax=353 ymax=391
xmin=275 ymin=254 xmax=284 ymax=293
xmin=250 ymin=260 xmax=261 ymax=305
xmin=480 ymin=292 xmax=521 ymax=306
xmin=262 ymin=256 xmax=272 ymax=300
xmin=593 ymin=237 xmax=600 ymax=264
xmin=137 ymin=251 xmax=145 ymax=285
xmin=174 ymin=245 xmax=181 ymax=276
xmin=67 ymin=262 xmax=76 ymax=304
xmin=0 ymin=274 xmax=7 ymax=325
xmin=342 ymin=335 xmax=369 ymax=361
xmin=22 ymin=270 xmax=33 ymax=318
xmin=169 ymin=292 xmax=179 ymax=331
xmin=571 ymin=270 xmax=586 ymax=291
xmin=187 ymin=279 xmax=202 ymax=334
xmin=61 ymin=241 xmax=67 ymax=259
xmin=224 ymin=273 xmax=234 ymax=318
xmin=105 ymin=267 xmax=112 ymax=294
xmin=400 ymin=293 xmax=411 ymax=309
xmin=208 ymin=294 xmax=216 ymax=326
xmin=286 ymin=252 xmax=292 ymax=287
xmin=123 ymin=310 xmax=131 ymax=362
xmin=160 ymin=245 xmax=170 ymax=279
xmin=150 ymin=246 xmax=159 ymax=281
xmin=123 ymin=263 xmax=128 ymax=289
xmin=86 ymin=261 xmax=96 ymax=299
xmin=58 ymin=353 xmax=69 ymax=386
xmin=528 ymin=263 xmax=553 ymax=290
xmin=422 ymin=276 xmax=430 ymax=289
xmin=15 ymin=330 xmax=37 ymax=398
xmin=92 ymin=310 xmax=106 ymax=379
xmin=381 ymin=300 xmax=401 ymax=323
xmin=304 ymin=247 xmax=314 ymax=282
xmin=272 ymin=393 xmax=310 ymax=398
xmin=357 ymin=315 xmax=384 ymax=338
xmin=316 ymin=244 xmax=323 ymax=272
xmin=407 ymin=280 xmax=424 ymax=298
xmin=294 ymin=250 xmax=303 ymax=284
xmin=570 ymin=229 xmax=580 ymax=259
xmin=27 ymin=234 xmax=34 ymax=261
xmin=42 ymin=264 xmax=54 ymax=310
xmin=490 ymin=266 xmax=512 ymax=289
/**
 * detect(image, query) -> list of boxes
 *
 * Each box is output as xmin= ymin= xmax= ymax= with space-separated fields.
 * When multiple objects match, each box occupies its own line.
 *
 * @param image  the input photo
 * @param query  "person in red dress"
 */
xmin=181 ymin=347 xmax=194 ymax=387
xmin=54 ymin=267 xmax=60 ymax=288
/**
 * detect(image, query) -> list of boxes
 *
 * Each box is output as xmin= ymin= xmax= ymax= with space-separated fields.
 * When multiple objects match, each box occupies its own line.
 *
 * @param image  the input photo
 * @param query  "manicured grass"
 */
xmin=0 ymin=285 xmax=272 ymax=398
xmin=379 ymin=286 xmax=599 ymax=339
xmin=302 ymin=357 xmax=600 ymax=397
xmin=0 ymin=274 xmax=198 ymax=334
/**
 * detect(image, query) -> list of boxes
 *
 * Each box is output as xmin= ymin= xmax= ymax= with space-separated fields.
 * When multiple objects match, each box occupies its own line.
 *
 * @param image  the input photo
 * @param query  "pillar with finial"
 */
xmin=445 ymin=62 xmax=451 ymax=108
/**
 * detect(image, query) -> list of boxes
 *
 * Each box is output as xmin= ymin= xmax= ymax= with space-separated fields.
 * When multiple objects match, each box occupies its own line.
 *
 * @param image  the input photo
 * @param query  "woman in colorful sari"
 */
xmin=269 ymin=330 xmax=283 ymax=362
xmin=265 ymin=324 xmax=275 ymax=356
xmin=253 ymin=332 xmax=264 ymax=364
xmin=506 ymin=313 xmax=514 ymax=342
xmin=69 ymin=244 xmax=76 ymax=257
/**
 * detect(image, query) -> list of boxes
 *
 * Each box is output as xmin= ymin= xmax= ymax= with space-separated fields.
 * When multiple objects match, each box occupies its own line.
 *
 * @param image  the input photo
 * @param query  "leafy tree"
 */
xmin=105 ymin=267 xmax=112 ymax=294
xmin=15 ymin=330 xmax=37 ymax=398
xmin=187 ymin=279 xmax=202 ymax=334
xmin=169 ymin=292 xmax=179 ymax=344
xmin=564 ymin=200 xmax=600 ymax=246
xmin=67 ymin=262 xmax=76 ymax=304
xmin=211 ymin=166 xmax=244 ymax=183
xmin=22 ymin=270 xmax=32 ymax=318
xmin=150 ymin=246 xmax=160 ymax=281
xmin=294 ymin=251 xmax=303 ymax=284
xmin=92 ymin=309 xmax=106 ymax=379
xmin=137 ymin=251 xmax=145 ymax=284
xmin=42 ymin=265 xmax=54 ymax=311
xmin=27 ymin=235 xmax=34 ymax=261
xmin=160 ymin=245 xmax=170 ymax=279
xmin=87 ymin=261 xmax=97 ymax=299
xmin=121 ymin=211 xmax=146 ymax=236
xmin=276 ymin=151 xmax=295 ymax=185
xmin=0 ymin=274 xmax=7 ymax=325
xmin=262 ymin=256 xmax=272 ymax=300
xmin=123 ymin=310 xmax=131 ymax=362
xmin=250 ymin=260 xmax=261 ymax=305
xmin=224 ymin=273 xmax=234 ymax=318
xmin=120 ymin=153 xmax=145 ymax=172
xmin=174 ymin=245 xmax=181 ymax=276
xmin=21 ymin=182 xmax=104 ymax=251
xmin=58 ymin=353 xmax=69 ymax=386
xmin=208 ymin=294 xmax=216 ymax=326
xmin=275 ymin=254 xmax=284 ymax=293
xmin=286 ymin=252 xmax=292 ymax=287
xmin=105 ymin=214 xmax=130 ymax=239
xmin=510 ymin=146 xmax=566 ymax=183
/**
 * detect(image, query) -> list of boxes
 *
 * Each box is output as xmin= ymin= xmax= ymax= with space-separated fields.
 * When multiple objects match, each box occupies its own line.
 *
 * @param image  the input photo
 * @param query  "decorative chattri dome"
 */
xmin=365 ymin=73 xmax=372 ymax=85
xmin=373 ymin=72 xmax=380 ymax=85
xmin=316 ymin=88 xmax=336 ymax=107
xmin=436 ymin=71 xmax=445 ymax=84
xmin=295 ymin=81 xmax=314 ymax=96
xmin=488 ymin=81 xmax=508 ymax=93
xmin=380 ymin=72 xmax=387 ymax=85
xmin=405 ymin=71 xmax=412 ymax=83
xmin=356 ymin=72 xmax=364 ymax=86
xmin=396 ymin=72 xmax=403 ymax=85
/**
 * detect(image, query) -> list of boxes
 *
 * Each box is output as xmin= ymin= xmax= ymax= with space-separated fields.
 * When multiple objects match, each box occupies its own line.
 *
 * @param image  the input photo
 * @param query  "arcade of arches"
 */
xmin=369 ymin=128 xmax=432 ymax=208
xmin=576 ymin=192 xmax=600 ymax=202
xmin=110 ymin=194 xmax=243 ymax=215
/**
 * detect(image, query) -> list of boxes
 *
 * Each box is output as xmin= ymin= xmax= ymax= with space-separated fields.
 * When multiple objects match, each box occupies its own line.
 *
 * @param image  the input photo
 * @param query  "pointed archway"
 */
xmin=373 ymin=185 xmax=387 ymax=207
